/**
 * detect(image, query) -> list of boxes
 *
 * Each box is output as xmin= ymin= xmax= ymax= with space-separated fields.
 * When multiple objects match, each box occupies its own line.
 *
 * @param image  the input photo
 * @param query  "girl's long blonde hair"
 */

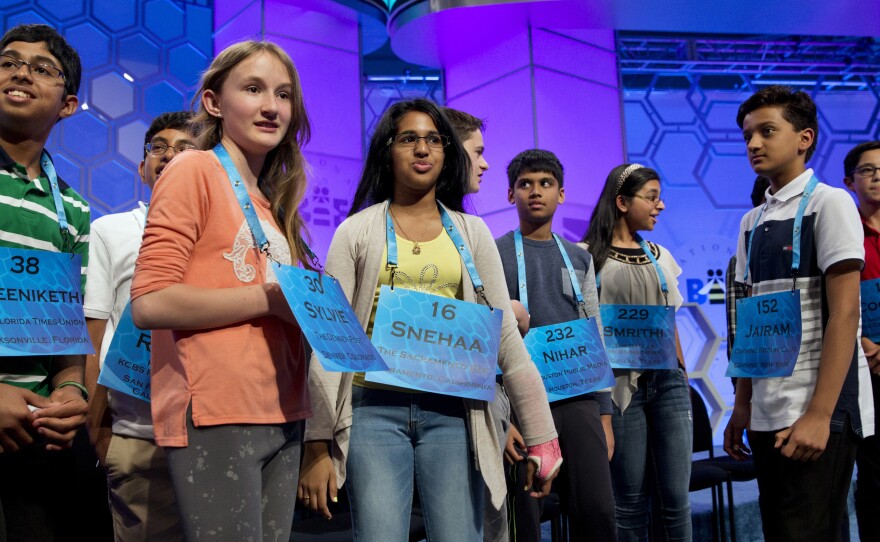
xmin=192 ymin=40 xmax=315 ymax=270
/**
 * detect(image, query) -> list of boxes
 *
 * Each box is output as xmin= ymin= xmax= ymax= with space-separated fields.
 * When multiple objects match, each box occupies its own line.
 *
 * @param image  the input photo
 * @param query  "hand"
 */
xmin=85 ymin=386 xmax=113 ymax=466
xmin=265 ymin=283 xmax=297 ymax=326
xmin=601 ymin=415 xmax=615 ymax=461
xmin=504 ymin=424 xmax=524 ymax=465
xmin=0 ymin=384 xmax=52 ymax=453
xmin=510 ymin=300 xmax=530 ymax=337
xmin=93 ymin=430 xmax=111 ymax=466
xmin=297 ymin=441 xmax=337 ymax=519
xmin=525 ymin=438 xmax=562 ymax=498
xmin=723 ymin=402 xmax=751 ymax=461
xmin=32 ymin=386 xmax=88 ymax=451
xmin=869 ymin=356 xmax=880 ymax=376
xmin=863 ymin=338 xmax=880 ymax=375
xmin=774 ymin=410 xmax=830 ymax=462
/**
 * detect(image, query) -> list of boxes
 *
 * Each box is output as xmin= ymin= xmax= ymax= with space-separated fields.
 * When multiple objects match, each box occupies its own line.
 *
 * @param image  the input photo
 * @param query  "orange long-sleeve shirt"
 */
xmin=131 ymin=150 xmax=310 ymax=447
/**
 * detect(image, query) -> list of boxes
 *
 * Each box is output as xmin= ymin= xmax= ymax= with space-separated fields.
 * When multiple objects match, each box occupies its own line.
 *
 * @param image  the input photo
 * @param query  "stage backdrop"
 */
xmin=0 ymin=0 xmax=212 ymax=218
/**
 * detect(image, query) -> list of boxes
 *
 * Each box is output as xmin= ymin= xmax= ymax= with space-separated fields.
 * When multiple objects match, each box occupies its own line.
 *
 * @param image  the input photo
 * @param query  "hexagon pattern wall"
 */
xmin=623 ymin=84 xmax=880 ymax=441
xmin=0 ymin=0 xmax=212 ymax=219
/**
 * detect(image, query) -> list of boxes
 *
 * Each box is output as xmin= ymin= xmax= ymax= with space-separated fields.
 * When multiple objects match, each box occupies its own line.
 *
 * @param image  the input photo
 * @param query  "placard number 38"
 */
xmin=10 ymin=256 xmax=39 ymax=274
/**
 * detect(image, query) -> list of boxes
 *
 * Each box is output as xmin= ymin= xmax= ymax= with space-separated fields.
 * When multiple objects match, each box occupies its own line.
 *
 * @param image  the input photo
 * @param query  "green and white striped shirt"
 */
xmin=0 ymin=145 xmax=90 ymax=396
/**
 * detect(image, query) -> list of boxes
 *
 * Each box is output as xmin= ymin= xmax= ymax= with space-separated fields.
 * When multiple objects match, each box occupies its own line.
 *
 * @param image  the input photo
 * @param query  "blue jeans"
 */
xmin=610 ymin=368 xmax=693 ymax=542
xmin=348 ymin=386 xmax=483 ymax=542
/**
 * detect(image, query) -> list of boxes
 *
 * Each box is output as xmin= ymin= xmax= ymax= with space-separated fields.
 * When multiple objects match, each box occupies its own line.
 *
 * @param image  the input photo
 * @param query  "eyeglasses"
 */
xmin=387 ymin=133 xmax=450 ymax=149
xmin=145 ymin=142 xmax=196 ymax=156
xmin=853 ymin=165 xmax=880 ymax=179
xmin=0 ymin=54 xmax=65 ymax=82
xmin=633 ymin=194 xmax=664 ymax=207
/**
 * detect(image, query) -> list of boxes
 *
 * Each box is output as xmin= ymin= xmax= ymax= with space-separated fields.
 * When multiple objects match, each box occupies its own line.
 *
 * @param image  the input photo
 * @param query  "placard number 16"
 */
xmin=431 ymin=301 xmax=456 ymax=320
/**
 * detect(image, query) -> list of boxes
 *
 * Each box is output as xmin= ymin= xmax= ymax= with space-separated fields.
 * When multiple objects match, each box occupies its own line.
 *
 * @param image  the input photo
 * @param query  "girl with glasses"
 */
xmin=581 ymin=163 xmax=692 ymax=541
xmin=297 ymin=98 xmax=560 ymax=540
xmin=130 ymin=40 xmax=314 ymax=541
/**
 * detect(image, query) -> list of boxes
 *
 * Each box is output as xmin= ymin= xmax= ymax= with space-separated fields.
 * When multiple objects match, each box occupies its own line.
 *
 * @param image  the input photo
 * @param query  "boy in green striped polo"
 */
xmin=0 ymin=24 xmax=91 ymax=541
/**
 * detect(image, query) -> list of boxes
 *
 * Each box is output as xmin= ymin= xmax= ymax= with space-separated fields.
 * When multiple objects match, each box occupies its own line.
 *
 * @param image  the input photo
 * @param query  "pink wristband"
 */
xmin=527 ymin=438 xmax=563 ymax=481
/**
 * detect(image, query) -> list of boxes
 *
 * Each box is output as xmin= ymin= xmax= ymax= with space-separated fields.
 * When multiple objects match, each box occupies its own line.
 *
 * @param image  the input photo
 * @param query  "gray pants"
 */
xmin=165 ymin=409 xmax=302 ymax=542
xmin=484 ymin=382 xmax=511 ymax=542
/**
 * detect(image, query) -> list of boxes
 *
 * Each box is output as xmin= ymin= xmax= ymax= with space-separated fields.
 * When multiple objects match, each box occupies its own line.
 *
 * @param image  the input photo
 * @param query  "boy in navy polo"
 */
xmin=496 ymin=149 xmax=616 ymax=542
xmin=724 ymin=85 xmax=872 ymax=542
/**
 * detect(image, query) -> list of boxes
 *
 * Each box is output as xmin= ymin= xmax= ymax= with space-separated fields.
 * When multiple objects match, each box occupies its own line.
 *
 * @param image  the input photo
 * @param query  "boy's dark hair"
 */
xmin=441 ymin=107 xmax=485 ymax=142
xmin=843 ymin=141 xmax=880 ymax=177
xmin=0 ymin=24 xmax=82 ymax=97
xmin=143 ymin=111 xmax=195 ymax=158
xmin=751 ymin=176 xmax=770 ymax=207
xmin=736 ymin=85 xmax=819 ymax=162
xmin=506 ymin=149 xmax=564 ymax=189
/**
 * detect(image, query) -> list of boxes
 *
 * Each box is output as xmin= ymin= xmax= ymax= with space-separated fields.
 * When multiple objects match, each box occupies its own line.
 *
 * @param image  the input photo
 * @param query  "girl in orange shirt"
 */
xmin=131 ymin=41 xmax=314 ymax=541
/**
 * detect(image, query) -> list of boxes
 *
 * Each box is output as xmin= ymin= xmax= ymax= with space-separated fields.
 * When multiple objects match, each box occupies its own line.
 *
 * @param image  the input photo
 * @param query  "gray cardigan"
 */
xmin=304 ymin=201 xmax=558 ymax=508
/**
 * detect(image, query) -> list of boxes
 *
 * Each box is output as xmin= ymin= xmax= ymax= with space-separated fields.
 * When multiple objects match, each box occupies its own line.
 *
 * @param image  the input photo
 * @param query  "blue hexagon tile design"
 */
xmin=92 ymin=0 xmax=137 ymax=33
xmin=143 ymin=81 xmax=187 ymax=119
xmin=168 ymin=43 xmax=208 ymax=88
xmin=35 ymin=0 xmax=84 ymax=21
xmin=1 ymin=1 xmax=211 ymax=218
xmin=65 ymin=22 xmax=112 ymax=72
xmin=118 ymin=34 xmax=160 ymax=80
xmin=90 ymin=159 xmax=139 ymax=211
xmin=91 ymin=72 xmax=136 ymax=119
xmin=144 ymin=0 xmax=185 ymax=42
xmin=117 ymin=119 xmax=151 ymax=167
xmin=61 ymin=112 xmax=111 ymax=160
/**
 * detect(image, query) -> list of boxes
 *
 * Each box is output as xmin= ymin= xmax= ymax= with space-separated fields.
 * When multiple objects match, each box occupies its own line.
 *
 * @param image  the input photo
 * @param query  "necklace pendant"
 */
xmin=412 ymin=244 xmax=421 ymax=255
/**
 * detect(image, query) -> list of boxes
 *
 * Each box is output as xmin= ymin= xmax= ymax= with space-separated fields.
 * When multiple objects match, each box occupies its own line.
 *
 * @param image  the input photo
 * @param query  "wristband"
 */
xmin=56 ymin=381 xmax=89 ymax=402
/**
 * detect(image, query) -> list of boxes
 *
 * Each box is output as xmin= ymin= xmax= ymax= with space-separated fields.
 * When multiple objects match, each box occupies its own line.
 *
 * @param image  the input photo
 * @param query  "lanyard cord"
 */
xmin=385 ymin=201 xmax=493 ymax=309
xmin=514 ymin=229 xmax=588 ymax=318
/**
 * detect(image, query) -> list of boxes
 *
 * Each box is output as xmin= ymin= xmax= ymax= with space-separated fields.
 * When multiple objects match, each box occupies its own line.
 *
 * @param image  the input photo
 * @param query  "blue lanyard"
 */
xmin=513 ymin=228 xmax=587 ymax=318
xmin=40 ymin=151 xmax=70 ymax=251
xmin=743 ymin=175 xmax=819 ymax=289
xmin=214 ymin=144 xmax=270 ymax=254
xmin=596 ymin=235 xmax=669 ymax=306
xmin=635 ymin=233 xmax=669 ymax=306
xmin=213 ymin=144 xmax=320 ymax=267
xmin=385 ymin=201 xmax=492 ymax=309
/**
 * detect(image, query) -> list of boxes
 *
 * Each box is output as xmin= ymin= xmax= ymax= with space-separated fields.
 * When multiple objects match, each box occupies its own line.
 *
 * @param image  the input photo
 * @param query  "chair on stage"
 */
xmin=692 ymin=387 xmax=757 ymax=542
xmin=689 ymin=385 xmax=734 ymax=542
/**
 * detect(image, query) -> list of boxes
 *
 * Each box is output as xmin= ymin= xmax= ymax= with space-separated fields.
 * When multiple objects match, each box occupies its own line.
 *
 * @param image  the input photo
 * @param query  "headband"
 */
xmin=616 ymin=163 xmax=644 ymax=194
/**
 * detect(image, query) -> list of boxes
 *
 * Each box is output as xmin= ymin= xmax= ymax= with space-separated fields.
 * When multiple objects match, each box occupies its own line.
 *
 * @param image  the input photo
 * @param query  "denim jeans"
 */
xmin=610 ymin=368 xmax=693 ymax=542
xmin=347 ymin=386 xmax=483 ymax=542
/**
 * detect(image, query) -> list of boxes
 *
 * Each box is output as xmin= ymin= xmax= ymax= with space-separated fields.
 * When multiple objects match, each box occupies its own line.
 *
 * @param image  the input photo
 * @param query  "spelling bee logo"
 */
xmin=675 ymin=236 xmax=735 ymax=307
xmin=687 ymin=268 xmax=726 ymax=305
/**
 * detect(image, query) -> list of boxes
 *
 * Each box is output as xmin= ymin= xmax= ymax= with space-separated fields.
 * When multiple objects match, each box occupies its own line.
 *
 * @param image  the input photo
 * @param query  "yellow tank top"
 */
xmin=353 ymin=231 xmax=463 ymax=389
